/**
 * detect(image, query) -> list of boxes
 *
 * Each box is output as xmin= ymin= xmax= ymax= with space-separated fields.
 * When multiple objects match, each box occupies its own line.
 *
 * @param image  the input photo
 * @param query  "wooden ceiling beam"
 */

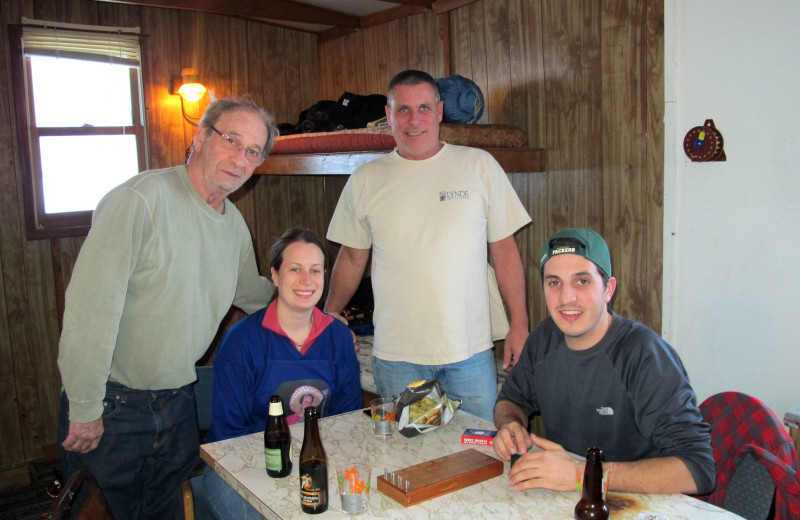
xmin=431 ymin=0 xmax=481 ymax=15
xmin=390 ymin=0 xmax=434 ymax=6
xmin=318 ymin=26 xmax=360 ymax=44
xmin=318 ymin=3 xmax=431 ymax=43
xmin=94 ymin=0 xmax=361 ymax=27
xmin=361 ymin=5 xmax=428 ymax=29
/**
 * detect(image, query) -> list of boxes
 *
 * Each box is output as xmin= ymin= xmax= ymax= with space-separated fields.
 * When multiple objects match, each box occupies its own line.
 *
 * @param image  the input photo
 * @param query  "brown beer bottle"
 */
xmin=299 ymin=405 xmax=328 ymax=514
xmin=265 ymin=395 xmax=292 ymax=478
xmin=574 ymin=447 xmax=610 ymax=520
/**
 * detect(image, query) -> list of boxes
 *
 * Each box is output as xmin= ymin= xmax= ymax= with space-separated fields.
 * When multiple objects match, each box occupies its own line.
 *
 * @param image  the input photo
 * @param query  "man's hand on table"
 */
xmin=494 ymin=421 xmax=533 ymax=460
xmin=495 ymin=427 xmax=579 ymax=492
xmin=62 ymin=417 xmax=104 ymax=453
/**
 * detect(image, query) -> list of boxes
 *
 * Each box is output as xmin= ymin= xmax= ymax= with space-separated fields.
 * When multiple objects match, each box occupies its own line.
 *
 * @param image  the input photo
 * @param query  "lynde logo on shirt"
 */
xmin=596 ymin=406 xmax=614 ymax=416
xmin=439 ymin=190 xmax=470 ymax=201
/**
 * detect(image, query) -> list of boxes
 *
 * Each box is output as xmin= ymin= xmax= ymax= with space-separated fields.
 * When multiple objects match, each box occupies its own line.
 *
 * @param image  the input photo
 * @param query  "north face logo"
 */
xmin=596 ymin=407 xmax=614 ymax=416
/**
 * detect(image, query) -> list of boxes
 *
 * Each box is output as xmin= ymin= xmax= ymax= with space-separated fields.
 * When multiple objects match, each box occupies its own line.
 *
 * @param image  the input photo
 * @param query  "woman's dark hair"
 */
xmin=268 ymin=227 xmax=327 ymax=274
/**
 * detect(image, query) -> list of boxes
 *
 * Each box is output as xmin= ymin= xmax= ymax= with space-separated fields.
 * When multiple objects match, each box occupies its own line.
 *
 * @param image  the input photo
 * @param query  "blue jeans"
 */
xmin=191 ymin=466 xmax=264 ymax=520
xmin=372 ymin=349 xmax=498 ymax=422
xmin=58 ymin=382 xmax=199 ymax=520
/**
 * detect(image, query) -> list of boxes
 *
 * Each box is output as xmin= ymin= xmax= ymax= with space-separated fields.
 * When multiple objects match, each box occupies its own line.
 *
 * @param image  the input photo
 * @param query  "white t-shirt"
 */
xmin=327 ymin=143 xmax=531 ymax=364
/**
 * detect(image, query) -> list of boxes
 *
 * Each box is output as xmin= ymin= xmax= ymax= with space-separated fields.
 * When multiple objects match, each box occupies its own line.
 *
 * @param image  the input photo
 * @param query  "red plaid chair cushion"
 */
xmin=697 ymin=391 xmax=800 ymax=520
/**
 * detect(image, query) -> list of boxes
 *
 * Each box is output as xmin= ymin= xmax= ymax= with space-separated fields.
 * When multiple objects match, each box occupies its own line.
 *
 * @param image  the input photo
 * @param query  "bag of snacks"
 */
xmin=395 ymin=379 xmax=461 ymax=438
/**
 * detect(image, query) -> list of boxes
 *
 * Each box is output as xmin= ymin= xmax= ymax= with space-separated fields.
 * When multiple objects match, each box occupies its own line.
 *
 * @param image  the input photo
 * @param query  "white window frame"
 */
xmin=9 ymin=18 xmax=148 ymax=239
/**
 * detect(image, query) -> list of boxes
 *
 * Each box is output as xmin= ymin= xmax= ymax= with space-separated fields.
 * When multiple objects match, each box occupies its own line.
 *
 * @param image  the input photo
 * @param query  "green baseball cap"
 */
xmin=539 ymin=228 xmax=612 ymax=278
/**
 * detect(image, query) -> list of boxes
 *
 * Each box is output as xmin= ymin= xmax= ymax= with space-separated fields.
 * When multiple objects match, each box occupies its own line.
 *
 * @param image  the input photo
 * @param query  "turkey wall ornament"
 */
xmin=683 ymin=119 xmax=726 ymax=162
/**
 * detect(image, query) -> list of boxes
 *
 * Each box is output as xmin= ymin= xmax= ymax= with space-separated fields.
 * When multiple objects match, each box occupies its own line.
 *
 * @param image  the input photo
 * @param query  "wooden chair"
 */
xmin=44 ymin=469 xmax=114 ymax=520
xmin=181 ymin=479 xmax=195 ymax=520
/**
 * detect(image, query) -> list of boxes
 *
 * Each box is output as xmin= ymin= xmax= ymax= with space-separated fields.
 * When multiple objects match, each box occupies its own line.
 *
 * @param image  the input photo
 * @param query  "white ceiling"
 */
xmin=264 ymin=0 xmax=403 ymax=32
xmin=96 ymin=0 xmax=441 ymax=34
xmin=297 ymin=0 xmax=399 ymax=17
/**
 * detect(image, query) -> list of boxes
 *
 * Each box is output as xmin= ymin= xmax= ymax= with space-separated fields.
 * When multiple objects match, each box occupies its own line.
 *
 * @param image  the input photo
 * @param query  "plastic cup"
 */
xmin=337 ymin=463 xmax=371 ymax=514
xmin=370 ymin=398 xmax=395 ymax=437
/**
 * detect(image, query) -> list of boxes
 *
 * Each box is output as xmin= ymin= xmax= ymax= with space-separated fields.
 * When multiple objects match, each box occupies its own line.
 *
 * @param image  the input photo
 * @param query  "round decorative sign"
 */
xmin=683 ymin=119 xmax=725 ymax=162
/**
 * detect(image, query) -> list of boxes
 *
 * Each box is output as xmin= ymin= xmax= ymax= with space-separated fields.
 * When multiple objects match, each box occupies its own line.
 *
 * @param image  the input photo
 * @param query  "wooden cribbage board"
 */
xmin=377 ymin=448 xmax=503 ymax=507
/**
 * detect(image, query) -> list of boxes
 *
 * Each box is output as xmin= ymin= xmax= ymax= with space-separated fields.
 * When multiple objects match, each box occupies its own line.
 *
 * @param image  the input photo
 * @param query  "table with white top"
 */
xmin=200 ymin=409 xmax=742 ymax=520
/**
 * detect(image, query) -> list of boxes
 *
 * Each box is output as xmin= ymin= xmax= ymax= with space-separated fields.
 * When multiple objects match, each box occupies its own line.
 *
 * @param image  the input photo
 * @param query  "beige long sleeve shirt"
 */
xmin=58 ymin=165 xmax=271 ymax=422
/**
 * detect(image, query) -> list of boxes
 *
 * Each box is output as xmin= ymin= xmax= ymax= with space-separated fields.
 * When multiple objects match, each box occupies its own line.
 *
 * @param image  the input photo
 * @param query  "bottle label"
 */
xmin=265 ymin=447 xmax=282 ymax=471
xmin=300 ymin=464 xmax=327 ymax=507
xmin=301 ymin=491 xmax=322 ymax=506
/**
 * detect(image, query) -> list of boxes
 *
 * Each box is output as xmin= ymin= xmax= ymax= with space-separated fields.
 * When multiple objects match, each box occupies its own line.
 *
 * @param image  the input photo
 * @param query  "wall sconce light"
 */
xmin=173 ymin=68 xmax=206 ymax=101
xmin=171 ymin=68 xmax=207 ymax=125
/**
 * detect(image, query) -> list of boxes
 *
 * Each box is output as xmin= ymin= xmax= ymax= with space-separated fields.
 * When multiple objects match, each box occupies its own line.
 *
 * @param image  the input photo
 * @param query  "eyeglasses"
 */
xmin=208 ymin=125 xmax=263 ymax=164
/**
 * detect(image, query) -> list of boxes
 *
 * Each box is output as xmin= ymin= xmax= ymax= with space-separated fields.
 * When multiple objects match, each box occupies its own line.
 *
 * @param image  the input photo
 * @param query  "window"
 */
xmin=9 ymin=19 xmax=148 ymax=239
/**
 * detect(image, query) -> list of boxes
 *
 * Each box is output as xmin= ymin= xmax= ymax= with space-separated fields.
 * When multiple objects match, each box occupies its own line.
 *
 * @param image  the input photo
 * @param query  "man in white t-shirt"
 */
xmin=325 ymin=70 xmax=531 ymax=421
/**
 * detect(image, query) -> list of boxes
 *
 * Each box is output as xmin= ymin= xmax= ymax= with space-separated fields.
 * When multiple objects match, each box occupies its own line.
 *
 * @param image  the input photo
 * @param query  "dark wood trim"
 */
xmin=51 ymin=240 xmax=65 ymax=331
xmin=256 ymin=152 xmax=389 ymax=176
xmin=440 ymin=11 xmax=451 ymax=77
xmin=8 ymin=26 xmax=39 ymax=240
xmin=361 ymin=5 xmax=428 ymax=29
xmin=97 ymin=0 xmax=361 ymax=27
xmin=318 ymin=27 xmax=359 ymax=45
xmin=255 ymin=148 xmax=543 ymax=176
xmin=393 ymin=0 xmax=434 ymax=6
xmin=432 ymin=0 xmax=482 ymax=15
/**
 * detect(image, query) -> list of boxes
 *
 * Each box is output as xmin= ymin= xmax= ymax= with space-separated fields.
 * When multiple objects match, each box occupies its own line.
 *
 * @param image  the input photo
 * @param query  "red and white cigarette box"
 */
xmin=461 ymin=428 xmax=497 ymax=446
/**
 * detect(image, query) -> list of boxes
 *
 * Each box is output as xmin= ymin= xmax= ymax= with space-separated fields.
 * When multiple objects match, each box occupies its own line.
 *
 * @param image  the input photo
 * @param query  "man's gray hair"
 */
xmin=190 ymin=95 xmax=278 ymax=162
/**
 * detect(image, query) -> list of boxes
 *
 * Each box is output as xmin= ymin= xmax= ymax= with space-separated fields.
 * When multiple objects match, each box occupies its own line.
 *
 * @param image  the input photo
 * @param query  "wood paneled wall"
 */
xmin=319 ymin=0 xmax=664 ymax=342
xmin=0 ymin=0 xmax=663 ymax=473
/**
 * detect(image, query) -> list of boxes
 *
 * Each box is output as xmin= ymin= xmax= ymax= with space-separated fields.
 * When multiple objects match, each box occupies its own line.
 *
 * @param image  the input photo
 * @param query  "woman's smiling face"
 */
xmin=270 ymin=241 xmax=325 ymax=311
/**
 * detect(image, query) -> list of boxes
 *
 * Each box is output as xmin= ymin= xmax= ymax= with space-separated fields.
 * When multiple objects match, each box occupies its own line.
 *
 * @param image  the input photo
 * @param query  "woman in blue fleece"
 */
xmin=193 ymin=227 xmax=361 ymax=520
